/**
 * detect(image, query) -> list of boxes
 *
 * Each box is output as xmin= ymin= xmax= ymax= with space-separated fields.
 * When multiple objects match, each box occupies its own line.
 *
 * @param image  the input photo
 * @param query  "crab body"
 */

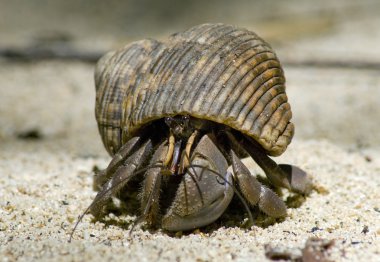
xmin=92 ymin=24 xmax=311 ymax=231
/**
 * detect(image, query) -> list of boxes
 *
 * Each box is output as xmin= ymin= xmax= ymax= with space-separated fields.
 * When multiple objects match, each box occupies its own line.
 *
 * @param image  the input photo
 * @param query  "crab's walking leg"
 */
xmin=140 ymin=141 xmax=168 ymax=225
xmin=276 ymin=164 xmax=312 ymax=195
xmin=244 ymin=138 xmax=311 ymax=194
xmin=94 ymin=136 xmax=144 ymax=190
xmin=230 ymin=150 xmax=286 ymax=218
xmin=226 ymin=131 xmax=312 ymax=194
xmin=90 ymin=139 xmax=153 ymax=217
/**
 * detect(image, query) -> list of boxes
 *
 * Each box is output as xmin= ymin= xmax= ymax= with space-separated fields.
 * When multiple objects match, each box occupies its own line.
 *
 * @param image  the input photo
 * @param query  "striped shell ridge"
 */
xmin=95 ymin=23 xmax=294 ymax=156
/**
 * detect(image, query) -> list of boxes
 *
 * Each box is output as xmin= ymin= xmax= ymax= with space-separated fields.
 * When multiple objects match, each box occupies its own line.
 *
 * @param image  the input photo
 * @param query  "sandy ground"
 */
xmin=1 ymin=1 xmax=380 ymax=261
xmin=1 ymin=63 xmax=379 ymax=262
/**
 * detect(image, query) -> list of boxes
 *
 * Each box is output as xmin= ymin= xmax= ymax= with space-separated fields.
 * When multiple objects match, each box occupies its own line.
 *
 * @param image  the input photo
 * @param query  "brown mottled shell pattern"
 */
xmin=95 ymin=23 xmax=294 ymax=157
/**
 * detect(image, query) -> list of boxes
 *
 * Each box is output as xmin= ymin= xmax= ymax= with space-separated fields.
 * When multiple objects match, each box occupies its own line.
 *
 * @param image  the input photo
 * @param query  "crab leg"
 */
xmin=244 ymin=137 xmax=311 ymax=194
xmin=226 ymin=131 xmax=311 ymax=194
xmin=140 ymin=141 xmax=168 ymax=225
xmin=90 ymin=139 xmax=153 ymax=217
xmin=94 ymin=136 xmax=145 ymax=190
xmin=276 ymin=164 xmax=312 ymax=195
xmin=230 ymin=150 xmax=286 ymax=218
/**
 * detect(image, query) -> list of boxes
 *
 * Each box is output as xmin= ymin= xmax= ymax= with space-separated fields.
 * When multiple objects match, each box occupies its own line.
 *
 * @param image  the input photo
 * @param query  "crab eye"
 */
xmin=165 ymin=117 xmax=172 ymax=125
xmin=182 ymin=115 xmax=190 ymax=126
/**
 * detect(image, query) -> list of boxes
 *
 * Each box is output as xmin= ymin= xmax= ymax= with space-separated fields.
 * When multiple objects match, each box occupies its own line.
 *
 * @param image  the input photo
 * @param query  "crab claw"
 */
xmin=162 ymin=135 xmax=234 ymax=231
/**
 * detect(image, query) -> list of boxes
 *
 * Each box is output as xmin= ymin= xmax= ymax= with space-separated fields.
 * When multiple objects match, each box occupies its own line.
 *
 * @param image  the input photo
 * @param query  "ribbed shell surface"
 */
xmin=95 ymin=24 xmax=294 ymax=156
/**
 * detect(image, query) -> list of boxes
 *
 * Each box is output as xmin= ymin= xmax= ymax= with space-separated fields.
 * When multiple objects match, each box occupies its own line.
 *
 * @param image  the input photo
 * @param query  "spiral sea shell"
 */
xmin=95 ymin=23 xmax=294 ymax=157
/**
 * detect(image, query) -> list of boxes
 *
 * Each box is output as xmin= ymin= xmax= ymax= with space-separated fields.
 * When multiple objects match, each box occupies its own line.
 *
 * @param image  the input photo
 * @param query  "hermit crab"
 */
xmin=88 ymin=23 xmax=311 ymax=232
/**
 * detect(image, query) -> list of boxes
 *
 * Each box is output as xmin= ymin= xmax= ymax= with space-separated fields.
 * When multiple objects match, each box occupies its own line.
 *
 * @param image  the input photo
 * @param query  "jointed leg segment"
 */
xmin=94 ymin=136 xmax=145 ymax=190
xmin=90 ymin=139 xmax=153 ymax=217
xmin=230 ymin=150 xmax=286 ymax=218
xmin=140 ymin=140 xmax=168 ymax=226
xmin=225 ymin=131 xmax=312 ymax=195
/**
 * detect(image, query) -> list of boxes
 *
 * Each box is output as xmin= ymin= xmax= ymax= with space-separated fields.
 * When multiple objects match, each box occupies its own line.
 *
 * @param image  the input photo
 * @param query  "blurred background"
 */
xmin=1 ymin=0 xmax=380 ymax=157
